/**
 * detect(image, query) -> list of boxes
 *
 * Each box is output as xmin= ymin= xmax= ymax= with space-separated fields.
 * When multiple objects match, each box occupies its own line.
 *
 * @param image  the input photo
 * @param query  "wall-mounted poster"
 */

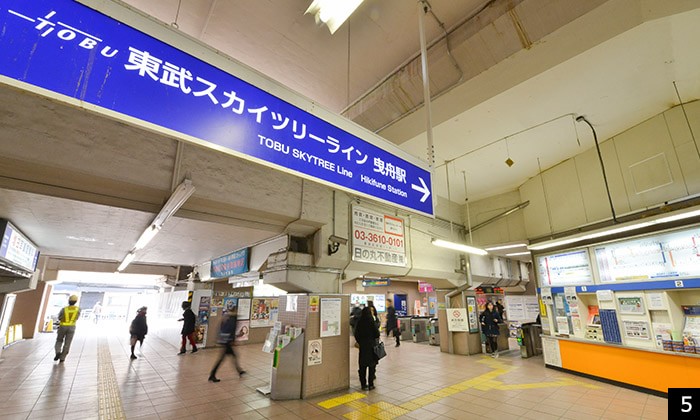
xmin=307 ymin=339 xmax=322 ymax=366
xmin=250 ymin=298 xmax=279 ymax=328
xmin=223 ymin=297 xmax=238 ymax=313
xmin=320 ymin=298 xmax=341 ymax=337
xmin=466 ymin=296 xmax=479 ymax=333
xmin=235 ymin=320 xmax=250 ymax=342
xmin=198 ymin=296 xmax=210 ymax=325
xmin=618 ymin=297 xmax=645 ymax=314
xmin=447 ymin=308 xmax=469 ymax=332
xmin=286 ymin=295 xmax=298 ymax=312
xmin=237 ymin=298 xmax=251 ymax=320
xmin=622 ymin=320 xmax=650 ymax=340
xmin=351 ymin=206 xmax=406 ymax=267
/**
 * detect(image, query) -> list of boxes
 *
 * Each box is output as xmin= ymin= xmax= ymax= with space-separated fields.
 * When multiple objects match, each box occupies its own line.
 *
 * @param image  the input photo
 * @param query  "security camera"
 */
xmin=329 ymin=235 xmax=348 ymax=245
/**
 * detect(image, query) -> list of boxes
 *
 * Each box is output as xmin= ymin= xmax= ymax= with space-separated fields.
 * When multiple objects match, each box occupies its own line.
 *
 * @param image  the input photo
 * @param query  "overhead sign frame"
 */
xmin=0 ymin=0 xmax=434 ymax=217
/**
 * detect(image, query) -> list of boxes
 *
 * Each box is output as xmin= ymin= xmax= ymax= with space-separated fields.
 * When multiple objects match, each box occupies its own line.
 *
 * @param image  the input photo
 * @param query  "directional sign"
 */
xmin=0 ymin=0 xmax=434 ymax=216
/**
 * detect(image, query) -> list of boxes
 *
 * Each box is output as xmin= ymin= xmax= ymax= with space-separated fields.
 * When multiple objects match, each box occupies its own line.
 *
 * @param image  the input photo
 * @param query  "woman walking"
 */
xmin=129 ymin=307 xmax=148 ymax=360
xmin=480 ymin=301 xmax=503 ymax=358
xmin=353 ymin=307 xmax=380 ymax=390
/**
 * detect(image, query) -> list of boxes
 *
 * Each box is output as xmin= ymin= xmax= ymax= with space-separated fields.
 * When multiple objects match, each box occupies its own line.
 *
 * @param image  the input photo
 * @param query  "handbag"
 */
xmin=373 ymin=340 xmax=387 ymax=360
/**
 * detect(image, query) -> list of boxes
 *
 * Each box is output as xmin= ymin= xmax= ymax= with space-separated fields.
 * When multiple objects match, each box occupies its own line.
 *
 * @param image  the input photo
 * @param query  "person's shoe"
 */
xmin=494 ymin=353 xmax=499 ymax=358
xmin=368 ymin=385 xmax=375 ymax=390
xmin=191 ymin=347 xmax=198 ymax=353
xmin=361 ymin=385 xmax=368 ymax=390
xmin=178 ymin=349 xmax=186 ymax=355
xmin=208 ymin=376 xmax=220 ymax=383
xmin=395 ymin=342 xmax=400 ymax=347
xmin=238 ymin=370 xmax=246 ymax=377
xmin=130 ymin=355 xmax=137 ymax=360
xmin=54 ymin=354 xmax=60 ymax=361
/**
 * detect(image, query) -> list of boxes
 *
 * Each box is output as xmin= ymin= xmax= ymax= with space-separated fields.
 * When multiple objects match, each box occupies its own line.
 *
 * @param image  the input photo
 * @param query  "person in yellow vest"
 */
xmin=54 ymin=295 xmax=80 ymax=362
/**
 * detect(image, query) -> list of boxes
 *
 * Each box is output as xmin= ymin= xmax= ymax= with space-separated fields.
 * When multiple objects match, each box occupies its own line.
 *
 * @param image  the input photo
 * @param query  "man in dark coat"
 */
xmin=385 ymin=299 xmax=400 ymax=347
xmin=354 ymin=306 xmax=380 ymax=390
xmin=129 ymin=306 xmax=148 ymax=360
xmin=208 ymin=307 xmax=245 ymax=382
xmin=178 ymin=301 xmax=198 ymax=354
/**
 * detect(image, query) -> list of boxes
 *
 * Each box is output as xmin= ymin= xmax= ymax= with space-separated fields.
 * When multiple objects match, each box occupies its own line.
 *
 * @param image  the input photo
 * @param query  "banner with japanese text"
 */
xmin=351 ymin=206 xmax=406 ymax=267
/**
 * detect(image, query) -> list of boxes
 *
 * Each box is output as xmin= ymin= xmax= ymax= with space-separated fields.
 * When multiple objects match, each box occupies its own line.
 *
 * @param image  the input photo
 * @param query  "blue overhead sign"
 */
xmin=0 ymin=0 xmax=433 ymax=216
xmin=211 ymin=248 xmax=249 ymax=279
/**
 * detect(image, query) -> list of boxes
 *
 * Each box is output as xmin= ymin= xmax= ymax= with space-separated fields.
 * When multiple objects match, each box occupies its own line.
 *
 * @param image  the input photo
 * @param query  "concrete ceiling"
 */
xmin=1 ymin=0 xmax=699 ymax=271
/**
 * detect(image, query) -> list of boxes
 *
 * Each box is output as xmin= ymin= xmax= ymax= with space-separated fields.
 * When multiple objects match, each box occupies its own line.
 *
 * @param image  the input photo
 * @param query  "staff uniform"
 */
xmin=55 ymin=303 xmax=80 ymax=362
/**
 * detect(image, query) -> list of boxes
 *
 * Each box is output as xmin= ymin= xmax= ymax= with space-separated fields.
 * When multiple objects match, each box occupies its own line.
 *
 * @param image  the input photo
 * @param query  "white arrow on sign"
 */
xmin=411 ymin=177 xmax=431 ymax=203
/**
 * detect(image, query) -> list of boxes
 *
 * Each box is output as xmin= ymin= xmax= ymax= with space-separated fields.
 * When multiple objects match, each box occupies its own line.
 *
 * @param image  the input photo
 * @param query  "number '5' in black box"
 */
xmin=669 ymin=388 xmax=700 ymax=418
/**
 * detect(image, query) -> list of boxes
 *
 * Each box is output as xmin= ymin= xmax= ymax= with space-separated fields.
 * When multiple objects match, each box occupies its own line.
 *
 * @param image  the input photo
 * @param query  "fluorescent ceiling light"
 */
xmin=506 ymin=251 xmax=531 ymax=257
xmin=431 ymin=239 xmax=488 ymax=256
xmin=306 ymin=0 xmax=364 ymax=34
xmin=485 ymin=243 xmax=528 ymax=251
xmin=117 ymin=180 xmax=195 ymax=271
xmin=528 ymin=205 xmax=700 ymax=251
xmin=133 ymin=224 xmax=160 ymax=250
xmin=152 ymin=180 xmax=196 ymax=228
xmin=656 ymin=208 xmax=700 ymax=223
xmin=117 ymin=252 xmax=135 ymax=272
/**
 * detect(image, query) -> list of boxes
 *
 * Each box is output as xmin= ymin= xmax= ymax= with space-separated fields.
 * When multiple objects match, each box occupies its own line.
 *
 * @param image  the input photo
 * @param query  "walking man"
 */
xmin=385 ymin=299 xmax=400 ymax=347
xmin=55 ymin=295 xmax=80 ymax=362
xmin=209 ymin=307 xmax=245 ymax=382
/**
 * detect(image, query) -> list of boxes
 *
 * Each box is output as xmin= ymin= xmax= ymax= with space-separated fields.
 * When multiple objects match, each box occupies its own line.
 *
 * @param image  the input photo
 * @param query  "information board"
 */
xmin=351 ymin=206 xmax=406 ymax=267
xmin=537 ymin=250 xmax=594 ymax=286
xmin=0 ymin=0 xmax=433 ymax=216
xmin=594 ymin=226 xmax=700 ymax=282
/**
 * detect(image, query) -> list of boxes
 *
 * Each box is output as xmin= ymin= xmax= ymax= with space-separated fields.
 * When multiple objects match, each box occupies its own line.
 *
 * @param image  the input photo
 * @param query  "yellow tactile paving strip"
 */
xmin=97 ymin=340 xmax=126 ymax=420
xmin=318 ymin=356 xmax=600 ymax=420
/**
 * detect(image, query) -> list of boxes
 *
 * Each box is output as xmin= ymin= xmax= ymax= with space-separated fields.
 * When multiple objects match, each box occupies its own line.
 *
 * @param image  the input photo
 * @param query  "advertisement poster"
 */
xmin=198 ymin=296 xmax=210 ymax=325
xmin=467 ymin=297 xmax=478 ymax=332
xmin=235 ymin=320 xmax=250 ymax=342
xmin=540 ymin=288 xmax=553 ymax=305
xmin=223 ymin=297 xmax=238 ymax=313
xmin=212 ymin=296 xmax=223 ymax=307
xmin=564 ymin=287 xmax=578 ymax=314
xmin=618 ymin=297 xmax=645 ymax=314
xmin=237 ymin=298 xmax=251 ymax=320
xmin=195 ymin=325 xmax=206 ymax=344
xmin=542 ymin=337 xmax=562 ymax=367
xmin=622 ymin=320 xmax=650 ymax=340
xmin=350 ymin=294 xmax=386 ymax=312
xmin=307 ymin=339 xmax=322 ymax=366
xmin=309 ymin=296 xmax=319 ymax=313
xmin=428 ymin=296 xmax=437 ymax=315
xmin=351 ymin=206 xmax=406 ymax=267
xmin=250 ymin=298 xmax=279 ymax=328
xmin=447 ymin=308 xmax=469 ymax=332
xmin=320 ymin=298 xmax=341 ymax=337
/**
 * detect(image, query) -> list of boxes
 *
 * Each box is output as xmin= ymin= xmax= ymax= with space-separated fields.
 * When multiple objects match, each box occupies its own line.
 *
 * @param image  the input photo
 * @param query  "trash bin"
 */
xmin=411 ymin=317 xmax=430 ymax=342
xmin=428 ymin=318 xmax=440 ymax=346
xmin=398 ymin=316 xmax=412 ymax=341
xmin=519 ymin=322 xmax=543 ymax=358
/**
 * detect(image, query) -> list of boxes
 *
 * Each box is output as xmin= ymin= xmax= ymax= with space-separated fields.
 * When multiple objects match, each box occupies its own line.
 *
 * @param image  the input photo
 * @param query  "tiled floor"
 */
xmin=0 ymin=323 xmax=667 ymax=419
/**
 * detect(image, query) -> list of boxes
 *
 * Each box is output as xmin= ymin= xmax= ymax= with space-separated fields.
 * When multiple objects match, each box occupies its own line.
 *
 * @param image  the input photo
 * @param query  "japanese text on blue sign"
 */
xmin=211 ymin=249 xmax=249 ymax=278
xmin=0 ymin=0 xmax=433 ymax=216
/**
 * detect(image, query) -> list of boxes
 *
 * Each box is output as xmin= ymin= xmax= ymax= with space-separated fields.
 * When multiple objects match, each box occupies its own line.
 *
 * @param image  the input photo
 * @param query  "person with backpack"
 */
xmin=129 ymin=307 xmax=148 ymax=360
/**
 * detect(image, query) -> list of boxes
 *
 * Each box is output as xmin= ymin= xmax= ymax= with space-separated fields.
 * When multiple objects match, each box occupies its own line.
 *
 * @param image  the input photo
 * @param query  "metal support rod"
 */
xmin=576 ymin=116 xmax=617 ymax=223
xmin=418 ymin=0 xmax=436 ymax=210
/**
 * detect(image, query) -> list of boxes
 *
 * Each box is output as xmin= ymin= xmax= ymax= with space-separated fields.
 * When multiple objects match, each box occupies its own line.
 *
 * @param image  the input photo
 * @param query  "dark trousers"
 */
xmin=486 ymin=335 xmax=498 ymax=353
xmin=210 ymin=343 xmax=242 ymax=377
xmin=181 ymin=332 xmax=196 ymax=350
xmin=358 ymin=364 xmax=376 ymax=388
